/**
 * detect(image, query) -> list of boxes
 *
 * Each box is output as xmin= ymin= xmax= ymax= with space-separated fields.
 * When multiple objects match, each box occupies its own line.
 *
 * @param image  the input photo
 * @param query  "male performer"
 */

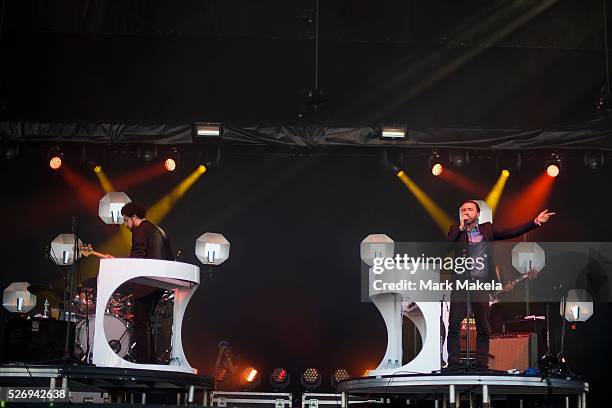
xmin=121 ymin=202 xmax=174 ymax=363
xmin=446 ymin=200 xmax=554 ymax=369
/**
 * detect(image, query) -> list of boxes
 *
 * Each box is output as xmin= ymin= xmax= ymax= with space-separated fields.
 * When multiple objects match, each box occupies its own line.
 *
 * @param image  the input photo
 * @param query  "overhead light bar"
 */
xmin=381 ymin=124 xmax=407 ymax=139
xmin=195 ymin=122 xmax=222 ymax=138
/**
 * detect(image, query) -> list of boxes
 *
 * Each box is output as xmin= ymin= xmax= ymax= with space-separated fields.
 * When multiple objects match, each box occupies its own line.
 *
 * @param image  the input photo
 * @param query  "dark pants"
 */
xmin=447 ymin=291 xmax=492 ymax=367
xmin=132 ymin=286 xmax=163 ymax=364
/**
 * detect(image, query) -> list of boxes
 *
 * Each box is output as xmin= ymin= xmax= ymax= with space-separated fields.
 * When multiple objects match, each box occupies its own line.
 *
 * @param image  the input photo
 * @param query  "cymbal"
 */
xmin=27 ymin=283 xmax=64 ymax=297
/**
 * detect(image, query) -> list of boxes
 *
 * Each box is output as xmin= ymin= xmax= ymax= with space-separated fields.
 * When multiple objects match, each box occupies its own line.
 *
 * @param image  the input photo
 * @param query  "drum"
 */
xmin=75 ymin=314 xmax=132 ymax=360
xmin=73 ymin=288 xmax=96 ymax=317
xmin=107 ymin=292 xmax=133 ymax=320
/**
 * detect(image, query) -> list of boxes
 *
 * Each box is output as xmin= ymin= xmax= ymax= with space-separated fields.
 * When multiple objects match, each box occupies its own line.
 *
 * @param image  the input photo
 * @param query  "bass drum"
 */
xmin=75 ymin=314 xmax=132 ymax=360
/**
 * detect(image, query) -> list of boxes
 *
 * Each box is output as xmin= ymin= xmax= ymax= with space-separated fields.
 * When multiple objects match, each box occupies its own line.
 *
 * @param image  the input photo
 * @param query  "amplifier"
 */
xmin=460 ymin=318 xmax=477 ymax=351
xmin=489 ymin=332 xmax=537 ymax=371
xmin=2 ymin=318 xmax=75 ymax=363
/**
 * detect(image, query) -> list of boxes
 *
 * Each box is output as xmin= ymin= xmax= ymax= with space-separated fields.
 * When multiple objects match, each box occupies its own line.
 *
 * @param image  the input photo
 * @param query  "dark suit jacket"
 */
xmin=130 ymin=220 xmax=174 ymax=261
xmin=447 ymin=220 xmax=539 ymax=283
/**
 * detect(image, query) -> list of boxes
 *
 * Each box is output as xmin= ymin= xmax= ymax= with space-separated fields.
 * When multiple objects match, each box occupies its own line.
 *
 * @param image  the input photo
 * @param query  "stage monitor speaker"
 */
xmin=489 ymin=332 xmax=537 ymax=371
xmin=460 ymin=318 xmax=477 ymax=352
xmin=3 ymin=318 xmax=75 ymax=363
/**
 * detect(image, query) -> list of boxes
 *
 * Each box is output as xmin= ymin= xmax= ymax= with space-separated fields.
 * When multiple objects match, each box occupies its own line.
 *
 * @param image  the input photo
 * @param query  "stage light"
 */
xmin=164 ymin=158 xmax=176 ymax=172
xmin=1 ymin=144 xmax=19 ymax=160
xmin=48 ymin=146 xmax=64 ymax=170
xmin=449 ymin=151 xmax=469 ymax=167
xmin=195 ymin=232 xmax=230 ymax=265
xmin=396 ymin=170 xmax=454 ymax=234
xmin=511 ymin=242 xmax=545 ymax=275
xmin=99 ymin=192 xmax=132 ymax=224
xmin=50 ymin=233 xmax=83 ymax=265
xmin=545 ymin=153 xmax=561 ymax=177
xmin=584 ymin=152 xmax=604 ymax=170
xmin=301 ymin=368 xmax=322 ymax=390
xmin=147 ymin=165 xmax=207 ymax=224
xmin=137 ymin=146 xmax=157 ymax=162
xmin=428 ymin=150 xmax=443 ymax=176
xmin=2 ymin=282 xmax=37 ymax=313
xmin=485 ymin=170 xmax=510 ymax=214
xmin=360 ymin=234 xmax=395 ymax=266
xmin=239 ymin=367 xmax=261 ymax=389
xmin=381 ymin=124 xmax=407 ymax=139
xmin=164 ymin=147 xmax=179 ymax=172
xmin=562 ymin=289 xmax=593 ymax=322
xmin=269 ymin=368 xmax=291 ymax=391
xmin=195 ymin=122 xmax=222 ymax=138
xmin=49 ymin=156 xmax=62 ymax=170
xmin=546 ymin=164 xmax=559 ymax=177
xmin=213 ymin=366 xmax=230 ymax=386
xmin=94 ymin=165 xmax=102 ymax=173
xmin=330 ymin=369 xmax=350 ymax=389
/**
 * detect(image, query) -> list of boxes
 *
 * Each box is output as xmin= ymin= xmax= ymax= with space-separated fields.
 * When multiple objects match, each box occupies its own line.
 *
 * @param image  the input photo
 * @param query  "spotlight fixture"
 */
xmin=164 ymin=147 xmax=179 ymax=172
xmin=164 ymin=158 xmax=176 ymax=172
xmin=2 ymin=282 xmax=37 ymax=313
xmin=301 ymin=368 xmax=322 ymax=391
xmin=195 ymin=232 xmax=230 ymax=266
xmin=495 ymin=152 xmax=522 ymax=173
xmin=49 ymin=233 xmax=83 ymax=265
xmin=269 ymin=368 xmax=291 ymax=391
xmin=428 ymin=150 xmax=443 ymax=176
xmin=304 ymin=88 xmax=327 ymax=110
xmin=99 ymin=192 xmax=132 ymax=224
xmin=449 ymin=151 xmax=469 ymax=167
xmin=48 ymin=146 xmax=63 ymax=170
xmin=137 ymin=146 xmax=158 ymax=162
xmin=381 ymin=149 xmax=404 ymax=174
xmin=1 ymin=144 xmax=19 ymax=160
xmin=545 ymin=153 xmax=561 ymax=177
xmin=195 ymin=122 xmax=222 ymax=138
xmin=584 ymin=152 xmax=604 ymax=170
xmin=213 ymin=366 xmax=230 ymax=387
xmin=239 ymin=367 xmax=261 ymax=389
xmin=381 ymin=124 xmax=407 ymax=139
xmin=562 ymin=289 xmax=593 ymax=322
xmin=330 ymin=369 xmax=350 ymax=389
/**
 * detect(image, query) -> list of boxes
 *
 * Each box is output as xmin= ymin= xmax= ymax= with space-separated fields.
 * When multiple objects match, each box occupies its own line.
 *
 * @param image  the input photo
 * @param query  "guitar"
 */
xmin=79 ymin=244 xmax=114 ymax=259
xmin=489 ymin=267 xmax=538 ymax=306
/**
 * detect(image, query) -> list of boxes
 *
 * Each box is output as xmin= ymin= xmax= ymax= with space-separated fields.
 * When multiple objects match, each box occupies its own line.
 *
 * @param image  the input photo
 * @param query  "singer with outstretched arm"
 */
xmin=445 ymin=200 xmax=555 ymax=369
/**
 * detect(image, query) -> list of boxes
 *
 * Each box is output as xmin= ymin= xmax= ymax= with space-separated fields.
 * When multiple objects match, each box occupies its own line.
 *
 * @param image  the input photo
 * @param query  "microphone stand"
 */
xmin=62 ymin=216 xmax=78 ymax=363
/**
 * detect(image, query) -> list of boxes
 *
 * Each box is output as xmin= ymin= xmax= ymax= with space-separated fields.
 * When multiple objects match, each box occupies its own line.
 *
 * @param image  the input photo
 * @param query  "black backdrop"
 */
xmin=1 ymin=149 xmax=611 ymax=401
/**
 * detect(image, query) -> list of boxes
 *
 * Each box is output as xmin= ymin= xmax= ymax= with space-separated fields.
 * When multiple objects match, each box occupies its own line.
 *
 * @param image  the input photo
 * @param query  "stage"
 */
xmin=338 ymin=372 xmax=588 ymax=407
xmin=0 ymin=363 xmax=213 ymax=404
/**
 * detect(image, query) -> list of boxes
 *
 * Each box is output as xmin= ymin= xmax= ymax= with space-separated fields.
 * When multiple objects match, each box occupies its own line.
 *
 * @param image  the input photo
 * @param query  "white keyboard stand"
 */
xmin=93 ymin=258 xmax=199 ymax=374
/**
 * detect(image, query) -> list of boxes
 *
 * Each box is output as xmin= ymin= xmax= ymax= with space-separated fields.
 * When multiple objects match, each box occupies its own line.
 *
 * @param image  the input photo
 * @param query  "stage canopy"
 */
xmin=1 ymin=119 xmax=612 ymax=151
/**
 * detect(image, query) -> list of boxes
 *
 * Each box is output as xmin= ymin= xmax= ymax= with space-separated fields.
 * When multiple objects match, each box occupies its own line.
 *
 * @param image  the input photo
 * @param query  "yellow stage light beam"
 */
xmin=147 ymin=164 xmax=207 ymax=224
xmin=396 ymin=170 xmax=454 ymax=234
xmin=94 ymin=166 xmax=115 ymax=193
xmin=485 ymin=169 xmax=510 ymax=214
xmin=81 ymin=165 xmax=207 ymax=280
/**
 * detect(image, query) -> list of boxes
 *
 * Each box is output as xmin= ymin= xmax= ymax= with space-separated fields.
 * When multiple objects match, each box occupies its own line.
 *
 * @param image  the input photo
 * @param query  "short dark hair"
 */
xmin=460 ymin=200 xmax=480 ymax=212
xmin=121 ymin=202 xmax=146 ymax=219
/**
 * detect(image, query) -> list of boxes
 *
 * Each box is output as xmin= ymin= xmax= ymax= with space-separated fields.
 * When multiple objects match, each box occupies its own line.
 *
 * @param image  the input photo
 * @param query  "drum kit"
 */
xmin=72 ymin=287 xmax=135 ymax=362
xmin=72 ymin=287 xmax=174 ymax=363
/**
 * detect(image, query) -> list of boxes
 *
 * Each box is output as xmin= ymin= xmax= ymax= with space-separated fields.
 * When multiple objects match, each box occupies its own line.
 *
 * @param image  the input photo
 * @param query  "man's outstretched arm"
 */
xmin=493 ymin=209 xmax=555 ymax=240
